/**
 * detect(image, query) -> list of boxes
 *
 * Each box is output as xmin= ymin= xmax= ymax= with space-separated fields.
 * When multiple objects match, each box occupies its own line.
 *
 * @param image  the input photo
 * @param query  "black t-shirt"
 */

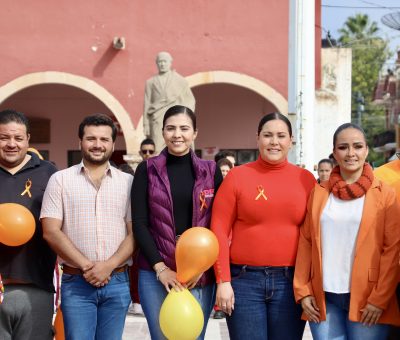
xmin=0 ymin=152 xmax=57 ymax=292
xmin=132 ymin=152 xmax=223 ymax=267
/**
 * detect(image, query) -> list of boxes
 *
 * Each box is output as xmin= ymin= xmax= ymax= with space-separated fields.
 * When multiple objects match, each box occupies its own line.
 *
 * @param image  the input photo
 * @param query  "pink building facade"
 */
xmin=0 ymin=0 xmax=321 ymax=168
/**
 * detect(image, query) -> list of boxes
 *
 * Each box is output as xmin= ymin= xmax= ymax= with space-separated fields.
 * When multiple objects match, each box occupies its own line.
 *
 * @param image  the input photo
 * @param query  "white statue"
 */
xmin=143 ymin=52 xmax=195 ymax=153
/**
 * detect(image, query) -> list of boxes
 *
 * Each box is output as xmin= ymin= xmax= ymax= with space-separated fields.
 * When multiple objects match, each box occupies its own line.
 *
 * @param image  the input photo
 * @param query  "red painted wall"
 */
xmin=0 ymin=0 xmax=299 ymax=128
xmin=193 ymin=84 xmax=277 ymax=150
xmin=0 ymin=1 xmax=322 ymax=128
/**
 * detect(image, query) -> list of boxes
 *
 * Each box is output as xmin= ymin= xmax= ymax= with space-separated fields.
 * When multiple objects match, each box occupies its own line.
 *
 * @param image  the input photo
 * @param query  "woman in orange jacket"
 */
xmin=294 ymin=123 xmax=400 ymax=340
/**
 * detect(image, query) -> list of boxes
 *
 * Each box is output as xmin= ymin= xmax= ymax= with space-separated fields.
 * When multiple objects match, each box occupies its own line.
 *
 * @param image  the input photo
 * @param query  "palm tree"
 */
xmin=337 ymin=14 xmax=387 ymax=102
xmin=338 ymin=14 xmax=391 ymax=165
xmin=338 ymin=14 xmax=379 ymax=46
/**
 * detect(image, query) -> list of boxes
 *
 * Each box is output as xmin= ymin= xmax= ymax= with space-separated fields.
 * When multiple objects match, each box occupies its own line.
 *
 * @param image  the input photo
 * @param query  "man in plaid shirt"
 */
xmin=41 ymin=114 xmax=134 ymax=340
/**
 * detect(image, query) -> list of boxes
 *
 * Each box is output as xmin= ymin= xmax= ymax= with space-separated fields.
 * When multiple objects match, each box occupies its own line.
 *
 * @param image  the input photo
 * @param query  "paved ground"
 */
xmin=122 ymin=315 xmax=313 ymax=339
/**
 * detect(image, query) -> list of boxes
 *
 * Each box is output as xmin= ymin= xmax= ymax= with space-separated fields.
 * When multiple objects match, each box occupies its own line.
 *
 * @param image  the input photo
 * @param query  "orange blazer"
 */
xmin=294 ymin=179 xmax=400 ymax=326
xmin=375 ymin=160 xmax=400 ymax=283
xmin=374 ymin=160 xmax=400 ymax=202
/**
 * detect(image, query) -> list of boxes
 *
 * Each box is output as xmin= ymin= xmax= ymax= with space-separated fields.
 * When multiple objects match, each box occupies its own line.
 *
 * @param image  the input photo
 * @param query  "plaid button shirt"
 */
xmin=40 ymin=162 xmax=133 ymax=264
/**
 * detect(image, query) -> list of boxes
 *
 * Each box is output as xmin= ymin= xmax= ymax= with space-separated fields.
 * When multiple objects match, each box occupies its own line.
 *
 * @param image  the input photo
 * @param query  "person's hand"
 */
xmin=185 ymin=274 xmax=203 ymax=289
xmin=83 ymin=261 xmax=113 ymax=287
xmin=216 ymin=282 xmax=235 ymax=316
xmin=300 ymin=296 xmax=320 ymax=323
xmin=360 ymin=303 xmax=383 ymax=326
xmin=80 ymin=261 xmax=94 ymax=273
xmin=158 ymin=268 xmax=185 ymax=292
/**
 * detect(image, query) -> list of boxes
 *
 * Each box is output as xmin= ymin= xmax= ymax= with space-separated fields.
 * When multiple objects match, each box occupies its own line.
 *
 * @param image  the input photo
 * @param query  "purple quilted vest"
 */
xmin=138 ymin=149 xmax=216 ymax=286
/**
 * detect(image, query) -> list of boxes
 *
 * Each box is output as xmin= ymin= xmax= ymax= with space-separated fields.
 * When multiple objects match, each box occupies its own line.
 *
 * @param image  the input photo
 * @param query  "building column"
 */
xmin=288 ymin=0 xmax=316 ymax=170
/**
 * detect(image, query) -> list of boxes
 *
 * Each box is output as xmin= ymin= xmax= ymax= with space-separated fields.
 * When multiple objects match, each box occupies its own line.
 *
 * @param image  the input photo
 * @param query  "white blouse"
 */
xmin=321 ymin=193 xmax=365 ymax=293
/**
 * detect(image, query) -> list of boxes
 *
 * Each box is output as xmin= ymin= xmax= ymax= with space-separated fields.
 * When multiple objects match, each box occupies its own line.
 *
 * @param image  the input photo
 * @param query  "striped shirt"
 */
xmin=40 ymin=162 xmax=133 ymax=265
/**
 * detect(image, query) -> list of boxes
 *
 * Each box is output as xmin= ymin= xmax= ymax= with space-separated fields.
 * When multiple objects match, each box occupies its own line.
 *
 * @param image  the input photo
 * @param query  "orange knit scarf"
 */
xmin=329 ymin=163 xmax=374 ymax=200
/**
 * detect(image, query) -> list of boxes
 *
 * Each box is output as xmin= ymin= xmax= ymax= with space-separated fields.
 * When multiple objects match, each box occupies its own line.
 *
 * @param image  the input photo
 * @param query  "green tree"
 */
xmin=338 ymin=14 xmax=392 ymax=165
xmin=338 ymin=14 xmax=379 ymax=45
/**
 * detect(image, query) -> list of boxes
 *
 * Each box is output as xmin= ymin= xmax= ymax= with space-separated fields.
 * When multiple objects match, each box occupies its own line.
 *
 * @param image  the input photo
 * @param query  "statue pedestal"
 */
xmin=123 ymin=152 xmax=143 ymax=171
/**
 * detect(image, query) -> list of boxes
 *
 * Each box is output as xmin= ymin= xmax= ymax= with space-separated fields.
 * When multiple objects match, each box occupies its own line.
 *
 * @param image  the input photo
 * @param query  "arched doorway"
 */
xmin=187 ymin=71 xmax=288 ymax=115
xmin=186 ymin=71 xmax=288 ymax=163
xmin=0 ymin=72 xmax=139 ymax=157
xmin=0 ymin=83 xmax=129 ymax=169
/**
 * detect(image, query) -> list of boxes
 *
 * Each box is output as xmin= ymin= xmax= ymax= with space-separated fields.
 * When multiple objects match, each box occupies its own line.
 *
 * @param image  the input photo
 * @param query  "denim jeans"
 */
xmin=227 ymin=264 xmax=305 ymax=340
xmin=61 ymin=270 xmax=131 ymax=340
xmin=138 ymin=269 xmax=215 ymax=340
xmin=310 ymin=292 xmax=389 ymax=340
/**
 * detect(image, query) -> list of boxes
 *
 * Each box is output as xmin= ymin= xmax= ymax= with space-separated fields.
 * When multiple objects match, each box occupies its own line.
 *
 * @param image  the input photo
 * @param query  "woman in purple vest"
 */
xmin=132 ymin=105 xmax=223 ymax=339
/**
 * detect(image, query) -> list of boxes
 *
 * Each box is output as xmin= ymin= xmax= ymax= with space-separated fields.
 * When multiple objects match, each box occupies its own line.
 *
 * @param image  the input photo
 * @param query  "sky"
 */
xmin=322 ymin=0 xmax=400 ymax=66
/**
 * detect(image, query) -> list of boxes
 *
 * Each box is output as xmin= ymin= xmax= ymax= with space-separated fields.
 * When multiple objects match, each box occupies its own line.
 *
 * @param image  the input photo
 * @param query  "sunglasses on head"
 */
xmin=141 ymin=149 xmax=155 ymax=155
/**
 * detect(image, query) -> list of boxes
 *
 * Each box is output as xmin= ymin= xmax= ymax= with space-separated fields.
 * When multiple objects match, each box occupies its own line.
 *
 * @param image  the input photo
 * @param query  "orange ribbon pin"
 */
xmin=21 ymin=179 xmax=32 ymax=198
xmin=200 ymin=191 xmax=208 ymax=211
xmin=255 ymin=185 xmax=267 ymax=201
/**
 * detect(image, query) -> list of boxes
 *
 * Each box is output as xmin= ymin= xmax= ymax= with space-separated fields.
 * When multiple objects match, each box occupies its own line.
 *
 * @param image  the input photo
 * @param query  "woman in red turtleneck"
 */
xmin=211 ymin=112 xmax=316 ymax=340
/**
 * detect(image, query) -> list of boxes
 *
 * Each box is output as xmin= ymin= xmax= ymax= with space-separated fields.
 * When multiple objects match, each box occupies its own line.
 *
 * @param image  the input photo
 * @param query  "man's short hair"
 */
xmin=0 ymin=109 xmax=30 ymax=134
xmin=140 ymin=138 xmax=155 ymax=149
xmin=78 ymin=114 xmax=117 ymax=141
xmin=215 ymin=150 xmax=236 ymax=163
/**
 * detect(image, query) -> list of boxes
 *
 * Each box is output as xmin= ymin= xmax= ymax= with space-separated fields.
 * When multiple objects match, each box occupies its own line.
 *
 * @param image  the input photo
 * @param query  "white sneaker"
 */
xmin=127 ymin=303 xmax=135 ymax=315
xmin=129 ymin=303 xmax=144 ymax=316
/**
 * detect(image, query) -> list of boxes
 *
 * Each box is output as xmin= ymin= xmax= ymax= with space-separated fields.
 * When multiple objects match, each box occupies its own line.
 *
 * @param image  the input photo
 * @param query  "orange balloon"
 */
xmin=54 ymin=308 xmax=65 ymax=340
xmin=0 ymin=203 xmax=36 ymax=246
xmin=176 ymin=227 xmax=219 ymax=283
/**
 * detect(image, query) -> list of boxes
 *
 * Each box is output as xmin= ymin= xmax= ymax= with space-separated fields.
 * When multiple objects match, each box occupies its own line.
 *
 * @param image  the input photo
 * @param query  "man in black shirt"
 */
xmin=0 ymin=110 xmax=57 ymax=340
xmin=139 ymin=138 xmax=156 ymax=161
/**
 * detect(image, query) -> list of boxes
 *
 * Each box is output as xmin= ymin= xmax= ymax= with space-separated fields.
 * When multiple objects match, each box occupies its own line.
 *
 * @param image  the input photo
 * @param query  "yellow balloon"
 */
xmin=159 ymin=289 xmax=204 ymax=340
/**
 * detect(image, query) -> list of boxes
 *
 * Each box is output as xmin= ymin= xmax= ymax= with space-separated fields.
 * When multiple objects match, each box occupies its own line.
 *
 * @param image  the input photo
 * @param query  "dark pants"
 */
xmin=0 ymin=284 xmax=54 ymax=340
xmin=227 ymin=265 xmax=305 ymax=340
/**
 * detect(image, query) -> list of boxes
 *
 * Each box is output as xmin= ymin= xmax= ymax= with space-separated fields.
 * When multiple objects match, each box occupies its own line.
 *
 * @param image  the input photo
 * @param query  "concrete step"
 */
xmin=123 ymin=315 xmax=313 ymax=339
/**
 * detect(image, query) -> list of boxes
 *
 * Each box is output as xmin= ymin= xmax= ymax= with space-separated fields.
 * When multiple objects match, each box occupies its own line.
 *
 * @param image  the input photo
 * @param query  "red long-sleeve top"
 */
xmin=211 ymin=157 xmax=316 ymax=282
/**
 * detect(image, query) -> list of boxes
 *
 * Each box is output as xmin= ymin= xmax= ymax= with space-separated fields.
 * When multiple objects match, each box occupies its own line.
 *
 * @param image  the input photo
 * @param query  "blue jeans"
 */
xmin=310 ymin=292 xmax=389 ymax=340
xmin=227 ymin=265 xmax=305 ymax=340
xmin=61 ymin=270 xmax=131 ymax=340
xmin=138 ymin=269 xmax=215 ymax=340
